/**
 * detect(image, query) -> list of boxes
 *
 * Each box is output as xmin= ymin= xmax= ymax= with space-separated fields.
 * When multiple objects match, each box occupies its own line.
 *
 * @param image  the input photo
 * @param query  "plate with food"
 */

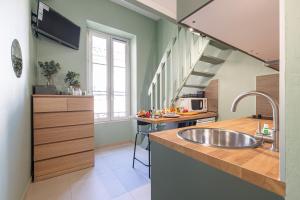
xmin=162 ymin=113 xmax=180 ymax=118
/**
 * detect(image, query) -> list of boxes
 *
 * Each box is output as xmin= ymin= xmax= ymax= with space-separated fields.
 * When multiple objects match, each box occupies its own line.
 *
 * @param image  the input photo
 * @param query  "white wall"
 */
xmin=285 ymin=0 xmax=300 ymax=198
xmin=0 ymin=0 xmax=36 ymax=200
xmin=213 ymin=51 xmax=278 ymax=121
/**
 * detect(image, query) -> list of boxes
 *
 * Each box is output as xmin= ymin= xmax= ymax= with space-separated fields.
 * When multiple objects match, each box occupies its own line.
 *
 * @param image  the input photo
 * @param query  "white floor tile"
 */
xmin=130 ymin=184 xmax=151 ymax=200
xmin=70 ymin=175 xmax=110 ymax=200
xmin=25 ymin=175 xmax=71 ymax=200
xmin=114 ymin=168 xmax=150 ymax=192
xmin=96 ymin=172 xmax=127 ymax=198
xmin=112 ymin=193 xmax=135 ymax=200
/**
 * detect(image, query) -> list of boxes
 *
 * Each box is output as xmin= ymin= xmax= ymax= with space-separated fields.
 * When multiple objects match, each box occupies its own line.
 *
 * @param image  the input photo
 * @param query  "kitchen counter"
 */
xmin=150 ymin=117 xmax=285 ymax=196
xmin=32 ymin=95 xmax=93 ymax=98
xmin=136 ymin=112 xmax=217 ymax=124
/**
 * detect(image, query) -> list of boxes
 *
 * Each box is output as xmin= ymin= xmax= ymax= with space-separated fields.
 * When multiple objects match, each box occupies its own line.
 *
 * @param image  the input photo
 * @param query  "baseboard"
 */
xmin=95 ymin=140 xmax=133 ymax=150
xmin=20 ymin=176 xmax=32 ymax=200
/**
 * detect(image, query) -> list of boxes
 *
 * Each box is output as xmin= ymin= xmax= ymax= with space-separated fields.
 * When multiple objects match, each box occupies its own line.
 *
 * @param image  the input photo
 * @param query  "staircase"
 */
xmin=148 ymin=26 xmax=232 ymax=110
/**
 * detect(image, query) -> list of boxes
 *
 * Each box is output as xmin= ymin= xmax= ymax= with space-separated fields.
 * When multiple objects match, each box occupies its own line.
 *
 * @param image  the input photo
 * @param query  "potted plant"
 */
xmin=64 ymin=71 xmax=80 ymax=87
xmin=38 ymin=60 xmax=61 ymax=85
xmin=64 ymin=71 xmax=81 ymax=95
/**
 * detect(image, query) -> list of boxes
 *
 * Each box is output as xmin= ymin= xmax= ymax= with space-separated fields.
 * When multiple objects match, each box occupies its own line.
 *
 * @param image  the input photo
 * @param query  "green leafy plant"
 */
xmin=38 ymin=60 xmax=61 ymax=85
xmin=64 ymin=71 xmax=80 ymax=87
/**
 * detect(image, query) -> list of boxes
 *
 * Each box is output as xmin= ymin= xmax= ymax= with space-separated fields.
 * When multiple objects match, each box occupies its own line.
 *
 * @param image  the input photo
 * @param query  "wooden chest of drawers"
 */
xmin=32 ymin=95 xmax=94 ymax=181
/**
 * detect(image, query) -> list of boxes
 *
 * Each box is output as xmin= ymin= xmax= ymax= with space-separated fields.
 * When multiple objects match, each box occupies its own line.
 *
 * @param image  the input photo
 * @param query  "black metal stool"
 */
xmin=132 ymin=120 xmax=153 ymax=178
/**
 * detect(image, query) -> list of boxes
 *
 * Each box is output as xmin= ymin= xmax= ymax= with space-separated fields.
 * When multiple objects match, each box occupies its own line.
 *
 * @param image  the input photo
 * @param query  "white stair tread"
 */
xmin=209 ymin=40 xmax=232 ymax=50
xmin=191 ymin=71 xmax=215 ymax=77
xmin=200 ymin=55 xmax=225 ymax=65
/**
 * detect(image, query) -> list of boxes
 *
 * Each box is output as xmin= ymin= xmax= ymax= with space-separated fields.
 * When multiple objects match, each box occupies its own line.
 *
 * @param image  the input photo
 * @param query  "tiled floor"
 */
xmin=25 ymin=143 xmax=151 ymax=200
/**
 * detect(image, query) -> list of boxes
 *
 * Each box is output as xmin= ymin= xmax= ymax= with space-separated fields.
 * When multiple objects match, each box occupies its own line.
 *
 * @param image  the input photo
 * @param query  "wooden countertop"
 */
xmin=32 ymin=95 xmax=93 ymax=98
xmin=136 ymin=112 xmax=217 ymax=124
xmin=150 ymin=117 xmax=285 ymax=196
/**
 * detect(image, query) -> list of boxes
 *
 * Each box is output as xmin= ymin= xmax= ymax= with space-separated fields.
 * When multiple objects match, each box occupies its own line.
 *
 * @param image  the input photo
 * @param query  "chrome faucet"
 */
xmin=231 ymin=91 xmax=279 ymax=152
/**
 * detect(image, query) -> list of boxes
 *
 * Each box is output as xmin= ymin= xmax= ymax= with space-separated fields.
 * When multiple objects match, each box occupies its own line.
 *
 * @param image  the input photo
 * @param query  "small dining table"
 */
xmin=135 ymin=111 xmax=217 ymax=125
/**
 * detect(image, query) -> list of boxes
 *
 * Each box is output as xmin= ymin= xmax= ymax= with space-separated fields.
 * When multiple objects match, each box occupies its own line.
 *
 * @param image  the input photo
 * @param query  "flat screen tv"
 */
xmin=37 ymin=1 xmax=81 ymax=50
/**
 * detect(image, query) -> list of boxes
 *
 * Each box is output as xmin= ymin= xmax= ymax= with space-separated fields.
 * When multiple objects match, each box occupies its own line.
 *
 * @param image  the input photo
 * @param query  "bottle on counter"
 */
xmin=151 ymin=108 xmax=155 ymax=118
xmin=262 ymin=124 xmax=270 ymax=135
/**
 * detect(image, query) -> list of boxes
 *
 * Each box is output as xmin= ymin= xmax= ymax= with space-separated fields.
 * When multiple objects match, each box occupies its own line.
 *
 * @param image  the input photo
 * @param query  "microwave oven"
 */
xmin=177 ymin=98 xmax=208 ymax=112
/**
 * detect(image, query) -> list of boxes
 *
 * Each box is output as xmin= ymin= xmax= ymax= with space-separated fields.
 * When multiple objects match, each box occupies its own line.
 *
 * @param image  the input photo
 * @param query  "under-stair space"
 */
xmin=148 ymin=26 xmax=232 ymax=110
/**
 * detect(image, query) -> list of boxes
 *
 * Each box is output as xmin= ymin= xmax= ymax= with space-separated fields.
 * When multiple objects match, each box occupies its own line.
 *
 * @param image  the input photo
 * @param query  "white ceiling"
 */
xmin=183 ymin=0 xmax=279 ymax=62
xmin=111 ymin=0 xmax=161 ymax=20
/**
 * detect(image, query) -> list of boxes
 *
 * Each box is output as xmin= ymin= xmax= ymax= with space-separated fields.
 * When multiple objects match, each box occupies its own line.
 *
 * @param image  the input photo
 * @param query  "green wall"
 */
xmin=285 ymin=0 xmax=300 ymax=199
xmin=37 ymin=0 xmax=157 ymax=110
xmin=156 ymin=19 xmax=177 ymax=62
xmin=213 ymin=51 xmax=278 ymax=121
xmin=36 ymin=0 xmax=158 ymax=147
xmin=0 ymin=0 xmax=36 ymax=199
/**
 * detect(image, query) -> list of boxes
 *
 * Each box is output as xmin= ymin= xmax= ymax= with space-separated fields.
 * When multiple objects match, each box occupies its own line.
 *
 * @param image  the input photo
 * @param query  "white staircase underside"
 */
xmin=148 ymin=26 xmax=232 ymax=110
xmin=181 ymin=0 xmax=279 ymax=62
xmin=136 ymin=0 xmax=176 ymax=20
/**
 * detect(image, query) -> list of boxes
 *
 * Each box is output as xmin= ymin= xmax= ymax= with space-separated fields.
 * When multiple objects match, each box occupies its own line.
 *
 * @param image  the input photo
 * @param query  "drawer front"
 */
xmin=34 ymin=150 xmax=94 ymax=181
xmin=67 ymin=97 xmax=93 ymax=111
xmin=34 ymin=124 xmax=94 ymax=145
xmin=34 ymin=111 xmax=93 ymax=129
xmin=34 ymin=97 xmax=67 ymax=113
xmin=34 ymin=137 xmax=94 ymax=161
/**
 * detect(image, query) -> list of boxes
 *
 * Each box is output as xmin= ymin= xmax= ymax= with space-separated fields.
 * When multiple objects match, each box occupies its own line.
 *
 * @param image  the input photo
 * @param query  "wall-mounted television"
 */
xmin=37 ymin=1 xmax=81 ymax=50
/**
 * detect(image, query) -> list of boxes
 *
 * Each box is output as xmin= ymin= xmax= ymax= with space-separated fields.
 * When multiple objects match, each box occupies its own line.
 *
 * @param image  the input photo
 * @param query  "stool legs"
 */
xmin=132 ymin=132 xmax=138 ymax=168
xmin=132 ymin=123 xmax=151 ymax=178
xmin=148 ymin=134 xmax=151 ymax=178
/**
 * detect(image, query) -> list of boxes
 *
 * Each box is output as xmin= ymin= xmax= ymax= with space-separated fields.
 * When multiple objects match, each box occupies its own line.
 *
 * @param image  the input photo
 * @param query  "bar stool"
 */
xmin=132 ymin=120 xmax=153 ymax=178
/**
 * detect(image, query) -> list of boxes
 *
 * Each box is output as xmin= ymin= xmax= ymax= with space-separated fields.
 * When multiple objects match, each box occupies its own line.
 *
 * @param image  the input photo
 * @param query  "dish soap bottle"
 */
xmin=262 ymin=124 xmax=270 ymax=135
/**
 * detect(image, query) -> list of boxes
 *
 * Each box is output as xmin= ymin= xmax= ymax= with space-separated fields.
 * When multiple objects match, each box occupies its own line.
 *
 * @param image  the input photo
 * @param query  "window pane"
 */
xmin=93 ymin=36 xmax=106 ymax=64
xmin=93 ymin=64 xmax=107 ymax=92
xmin=113 ymin=67 xmax=126 ymax=93
xmin=114 ymin=112 xmax=126 ymax=118
xmin=94 ymin=94 xmax=108 ymax=119
xmin=113 ymin=94 xmax=126 ymax=117
xmin=113 ymin=40 xmax=126 ymax=67
xmin=90 ymin=34 xmax=129 ymax=121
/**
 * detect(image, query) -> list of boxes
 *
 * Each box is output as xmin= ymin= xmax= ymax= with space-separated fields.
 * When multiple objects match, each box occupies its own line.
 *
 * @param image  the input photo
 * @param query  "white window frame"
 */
xmin=87 ymin=29 xmax=131 ymax=123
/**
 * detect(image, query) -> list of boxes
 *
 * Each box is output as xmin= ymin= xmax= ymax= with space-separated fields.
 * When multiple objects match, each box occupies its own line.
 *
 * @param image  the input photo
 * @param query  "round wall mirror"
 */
xmin=11 ymin=39 xmax=23 ymax=78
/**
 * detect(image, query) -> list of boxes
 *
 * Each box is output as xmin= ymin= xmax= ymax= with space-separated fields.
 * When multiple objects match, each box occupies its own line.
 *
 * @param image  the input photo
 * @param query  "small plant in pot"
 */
xmin=64 ymin=71 xmax=81 ymax=95
xmin=38 ymin=60 xmax=61 ymax=86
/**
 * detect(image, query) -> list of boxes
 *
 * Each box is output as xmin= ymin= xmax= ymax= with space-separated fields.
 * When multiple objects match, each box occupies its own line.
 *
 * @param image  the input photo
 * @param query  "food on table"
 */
xmin=137 ymin=110 xmax=146 ymax=117
xmin=137 ymin=110 xmax=151 ymax=118
xmin=145 ymin=111 xmax=151 ymax=118
xmin=138 ymin=106 xmax=192 ymax=118
xmin=168 ymin=103 xmax=176 ymax=113
xmin=155 ymin=110 xmax=161 ymax=116
xmin=183 ymin=108 xmax=189 ymax=113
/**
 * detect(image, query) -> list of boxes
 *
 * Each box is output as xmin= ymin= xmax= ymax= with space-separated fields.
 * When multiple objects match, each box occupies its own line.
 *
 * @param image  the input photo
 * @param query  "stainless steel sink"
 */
xmin=177 ymin=128 xmax=261 ymax=149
